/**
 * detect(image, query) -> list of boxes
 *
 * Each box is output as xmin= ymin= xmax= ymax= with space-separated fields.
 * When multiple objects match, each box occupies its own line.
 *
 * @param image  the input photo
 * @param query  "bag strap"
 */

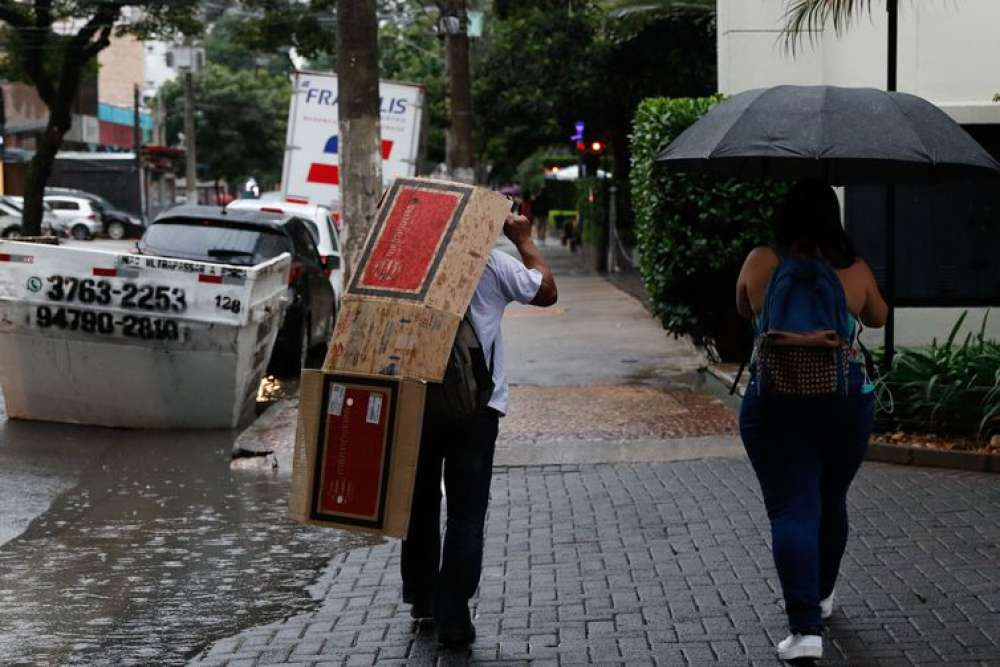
xmin=730 ymin=361 xmax=746 ymax=395
xmin=464 ymin=308 xmax=495 ymax=375
xmin=854 ymin=318 xmax=878 ymax=380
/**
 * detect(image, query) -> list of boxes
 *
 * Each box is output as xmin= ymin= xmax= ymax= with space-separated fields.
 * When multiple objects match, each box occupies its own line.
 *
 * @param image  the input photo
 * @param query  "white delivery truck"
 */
xmin=0 ymin=240 xmax=290 ymax=429
xmin=281 ymin=71 xmax=425 ymax=209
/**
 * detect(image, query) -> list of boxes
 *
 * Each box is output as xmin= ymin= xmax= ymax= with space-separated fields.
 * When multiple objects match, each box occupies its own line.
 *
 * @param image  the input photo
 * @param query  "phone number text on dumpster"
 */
xmin=43 ymin=276 xmax=188 ymax=313
xmin=34 ymin=305 xmax=183 ymax=341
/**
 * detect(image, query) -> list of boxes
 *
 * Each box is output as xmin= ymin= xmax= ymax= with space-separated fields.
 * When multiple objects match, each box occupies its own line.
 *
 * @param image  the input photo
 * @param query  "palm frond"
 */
xmin=604 ymin=0 xmax=715 ymax=20
xmin=781 ymin=0 xmax=876 ymax=54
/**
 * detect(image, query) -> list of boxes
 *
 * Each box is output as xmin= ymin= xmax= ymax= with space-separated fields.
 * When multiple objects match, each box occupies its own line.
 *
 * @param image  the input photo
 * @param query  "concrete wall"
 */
xmin=718 ymin=0 xmax=1000 ymax=122
xmin=718 ymin=0 xmax=1000 ymax=345
xmin=98 ymin=35 xmax=145 ymax=108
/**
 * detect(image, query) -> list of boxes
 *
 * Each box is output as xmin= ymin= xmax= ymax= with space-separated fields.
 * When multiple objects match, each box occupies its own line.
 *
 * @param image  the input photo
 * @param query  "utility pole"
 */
xmin=883 ymin=0 xmax=899 ymax=367
xmin=336 ymin=0 xmax=383 ymax=282
xmin=133 ymin=84 xmax=147 ymax=222
xmin=182 ymin=40 xmax=198 ymax=205
xmin=442 ymin=0 xmax=474 ymax=183
xmin=183 ymin=70 xmax=197 ymax=204
xmin=0 ymin=86 xmax=6 ymax=196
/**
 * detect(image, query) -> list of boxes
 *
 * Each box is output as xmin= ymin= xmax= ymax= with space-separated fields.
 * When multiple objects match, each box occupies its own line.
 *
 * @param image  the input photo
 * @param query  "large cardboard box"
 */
xmin=291 ymin=178 xmax=509 ymax=537
xmin=323 ymin=178 xmax=510 ymax=380
xmin=290 ymin=370 xmax=426 ymax=537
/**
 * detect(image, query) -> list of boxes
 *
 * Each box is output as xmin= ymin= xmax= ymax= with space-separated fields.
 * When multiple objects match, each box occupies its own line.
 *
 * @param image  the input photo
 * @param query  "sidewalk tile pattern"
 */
xmin=193 ymin=460 xmax=1000 ymax=666
xmin=501 ymin=386 xmax=737 ymax=443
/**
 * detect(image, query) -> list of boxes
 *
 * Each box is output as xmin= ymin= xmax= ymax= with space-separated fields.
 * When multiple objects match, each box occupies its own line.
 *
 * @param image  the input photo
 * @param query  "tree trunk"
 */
xmin=444 ymin=0 xmax=474 ymax=183
xmin=337 ymin=0 xmax=384 ymax=284
xmin=22 ymin=107 xmax=72 ymax=237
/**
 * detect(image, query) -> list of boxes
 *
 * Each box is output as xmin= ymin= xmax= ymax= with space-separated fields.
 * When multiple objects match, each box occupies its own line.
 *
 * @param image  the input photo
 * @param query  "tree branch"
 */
xmin=0 ymin=1 xmax=56 ymax=105
xmin=80 ymin=22 xmax=115 ymax=62
xmin=34 ymin=0 xmax=51 ymax=30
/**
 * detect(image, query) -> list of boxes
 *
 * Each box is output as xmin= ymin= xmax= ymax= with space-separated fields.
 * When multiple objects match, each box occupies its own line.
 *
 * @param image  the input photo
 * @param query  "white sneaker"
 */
xmin=820 ymin=591 xmax=835 ymax=620
xmin=777 ymin=634 xmax=823 ymax=661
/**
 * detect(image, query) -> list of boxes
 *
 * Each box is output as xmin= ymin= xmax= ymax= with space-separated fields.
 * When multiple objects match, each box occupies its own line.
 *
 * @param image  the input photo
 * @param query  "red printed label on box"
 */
xmin=349 ymin=181 xmax=470 ymax=300
xmin=315 ymin=385 xmax=392 ymax=522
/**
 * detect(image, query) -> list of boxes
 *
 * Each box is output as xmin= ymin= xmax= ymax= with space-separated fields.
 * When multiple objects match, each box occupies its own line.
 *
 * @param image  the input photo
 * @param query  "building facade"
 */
xmin=719 ymin=1 xmax=1000 ymax=121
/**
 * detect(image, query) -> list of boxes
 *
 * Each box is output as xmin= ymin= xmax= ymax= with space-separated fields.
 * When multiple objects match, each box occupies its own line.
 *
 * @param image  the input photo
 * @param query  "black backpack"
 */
xmin=426 ymin=310 xmax=494 ymax=418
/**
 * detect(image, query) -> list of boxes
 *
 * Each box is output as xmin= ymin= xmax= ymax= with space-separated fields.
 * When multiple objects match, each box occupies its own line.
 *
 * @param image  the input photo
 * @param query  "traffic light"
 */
xmin=590 ymin=140 xmax=606 ymax=155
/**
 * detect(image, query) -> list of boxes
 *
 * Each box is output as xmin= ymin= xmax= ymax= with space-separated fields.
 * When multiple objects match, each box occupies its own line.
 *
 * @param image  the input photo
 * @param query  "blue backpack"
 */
xmin=754 ymin=256 xmax=852 ymax=397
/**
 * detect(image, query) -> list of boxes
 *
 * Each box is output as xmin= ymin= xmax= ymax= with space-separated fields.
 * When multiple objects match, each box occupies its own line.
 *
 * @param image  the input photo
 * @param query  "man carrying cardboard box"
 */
xmin=401 ymin=212 xmax=558 ymax=648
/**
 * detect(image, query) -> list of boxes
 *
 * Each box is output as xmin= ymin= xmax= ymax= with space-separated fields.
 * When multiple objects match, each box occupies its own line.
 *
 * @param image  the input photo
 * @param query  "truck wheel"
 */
xmin=107 ymin=221 xmax=126 ymax=240
xmin=71 ymin=224 xmax=91 ymax=241
xmin=1 ymin=226 xmax=22 ymax=239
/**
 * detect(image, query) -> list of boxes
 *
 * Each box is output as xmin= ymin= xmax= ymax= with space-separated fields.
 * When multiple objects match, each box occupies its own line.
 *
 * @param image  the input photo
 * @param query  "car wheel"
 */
xmin=107 ymin=221 xmax=126 ymax=240
xmin=269 ymin=314 xmax=310 ymax=379
xmin=1 ymin=226 xmax=22 ymax=239
xmin=71 ymin=224 xmax=91 ymax=241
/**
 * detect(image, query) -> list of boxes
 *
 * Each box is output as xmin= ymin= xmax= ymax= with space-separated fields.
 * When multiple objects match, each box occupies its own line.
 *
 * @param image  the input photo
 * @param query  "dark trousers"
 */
xmin=739 ymin=384 xmax=873 ymax=634
xmin=401 ymin=407 xmax=499 ymax=626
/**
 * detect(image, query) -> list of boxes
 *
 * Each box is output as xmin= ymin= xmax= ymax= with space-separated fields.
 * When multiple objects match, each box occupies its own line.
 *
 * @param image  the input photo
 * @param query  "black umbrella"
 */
xmin=654 ymin=84 xmax=1000 ymax=362
xmin=656 ymin=85 xmax=1000 ymax=184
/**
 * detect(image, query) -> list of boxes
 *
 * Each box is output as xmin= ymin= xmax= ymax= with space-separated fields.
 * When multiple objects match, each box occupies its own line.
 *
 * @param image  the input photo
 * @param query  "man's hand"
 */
xmin=503 ymin=213 xmax=533 ymax=246
xmin=501 ymin=213 xmax=557 ymax=307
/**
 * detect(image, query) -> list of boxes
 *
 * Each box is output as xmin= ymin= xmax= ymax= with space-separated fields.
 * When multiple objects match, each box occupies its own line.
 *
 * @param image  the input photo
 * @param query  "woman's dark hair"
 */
xmin=775 ymin=180 xmax=857 ymax=269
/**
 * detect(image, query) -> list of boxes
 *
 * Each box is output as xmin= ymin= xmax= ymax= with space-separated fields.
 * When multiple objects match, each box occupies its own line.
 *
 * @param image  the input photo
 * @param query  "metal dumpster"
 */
xmin=0 ymin=240 xmax=291 ymax=429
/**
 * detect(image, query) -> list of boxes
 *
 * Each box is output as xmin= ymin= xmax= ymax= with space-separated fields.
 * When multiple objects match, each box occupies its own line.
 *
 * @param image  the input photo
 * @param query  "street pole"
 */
xmin=0 ymin=85 xmax=6 ymax=196
xmin=443 ymin=0 xmax=474 ymax=183
xmin=884 ymin=0 xmax=898 ymax=367
xmin=133 ymin=84 xmax=147 ymax=222
xmin=183 ymin=68 xmax=197 ymax=204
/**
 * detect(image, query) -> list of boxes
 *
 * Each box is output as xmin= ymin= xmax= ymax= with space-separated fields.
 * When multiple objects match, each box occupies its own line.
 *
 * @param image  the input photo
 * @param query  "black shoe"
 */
xmin=437 ymin=620 xmax=476 ymax=649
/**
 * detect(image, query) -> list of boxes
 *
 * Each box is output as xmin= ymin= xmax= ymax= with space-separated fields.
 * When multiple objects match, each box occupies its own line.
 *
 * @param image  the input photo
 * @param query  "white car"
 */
xmin=43 ymin=195 xmax=104 ymax=240
xmin=6 ymin=197 xmax=61 ymax=237
xmin=227 ymin=198 xmax=345 ymax=304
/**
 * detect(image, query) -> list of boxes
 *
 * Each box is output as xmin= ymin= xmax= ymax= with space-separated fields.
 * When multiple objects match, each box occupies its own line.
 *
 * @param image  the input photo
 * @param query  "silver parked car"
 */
xmin=40 ymin=195 xmax=104 ymax=240
xmin=5 ymin=196 xmax=61 ymax=237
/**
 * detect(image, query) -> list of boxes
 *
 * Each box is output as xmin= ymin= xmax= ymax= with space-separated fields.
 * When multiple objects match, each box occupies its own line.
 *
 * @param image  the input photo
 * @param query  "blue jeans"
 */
xmin=401 ymin=407 xmax=499 ymax=626
xmin=739 ymin=381 xmax=874 ymax=634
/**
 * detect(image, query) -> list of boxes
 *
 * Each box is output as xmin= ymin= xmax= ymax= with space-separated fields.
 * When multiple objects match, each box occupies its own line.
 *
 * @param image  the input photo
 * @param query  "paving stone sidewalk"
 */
xmin=193 ymin=244 xmax=1000 ymax=665
xmin=192 ymin=459 xmax=1000 ymax=666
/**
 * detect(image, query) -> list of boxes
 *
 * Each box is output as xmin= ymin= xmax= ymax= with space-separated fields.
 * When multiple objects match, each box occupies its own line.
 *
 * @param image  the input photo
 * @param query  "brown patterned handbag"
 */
xmin=755 ymin=331 xmax=849 ymax=397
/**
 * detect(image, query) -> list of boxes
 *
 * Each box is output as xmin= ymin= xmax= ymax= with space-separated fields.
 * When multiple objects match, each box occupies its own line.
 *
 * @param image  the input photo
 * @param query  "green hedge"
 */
xmin=631 ymin=96 xmax=787 ymax=360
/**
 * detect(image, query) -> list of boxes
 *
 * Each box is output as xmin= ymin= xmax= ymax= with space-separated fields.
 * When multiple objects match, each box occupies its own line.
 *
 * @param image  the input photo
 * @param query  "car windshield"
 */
xmin=2 ymin=197 xmax=23 ymax=212
xmin=139 ymin=220 xmax=290 ymax=266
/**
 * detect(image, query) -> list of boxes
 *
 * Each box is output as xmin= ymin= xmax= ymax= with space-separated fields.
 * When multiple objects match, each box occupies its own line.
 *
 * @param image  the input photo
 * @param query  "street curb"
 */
xmin=704 ymin=367 xmax=1000 ymax=474
xmin=705 ymin=364 xmax=746 ymax=398
xmin=867 ymin=441 xmax=1000 ymax=474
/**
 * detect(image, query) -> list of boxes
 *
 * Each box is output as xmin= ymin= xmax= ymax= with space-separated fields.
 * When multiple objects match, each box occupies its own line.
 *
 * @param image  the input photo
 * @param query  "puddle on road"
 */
xmin=0 ymin=406 xmax=378 ymax=665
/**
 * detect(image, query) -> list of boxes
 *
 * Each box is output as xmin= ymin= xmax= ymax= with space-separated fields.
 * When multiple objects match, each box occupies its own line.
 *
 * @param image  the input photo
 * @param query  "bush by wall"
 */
xmin=630 ymin=96 xmax=787 ymax=360
xmin=878 ymin=312 xmax=1000 ymax=438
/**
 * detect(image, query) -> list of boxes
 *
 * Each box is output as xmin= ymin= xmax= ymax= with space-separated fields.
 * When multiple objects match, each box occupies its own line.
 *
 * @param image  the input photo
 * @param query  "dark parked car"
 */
xmin=139 ymin=205 xmax=336 ymax=377
xmin=45 ymin=187 xmax=145 ymax=240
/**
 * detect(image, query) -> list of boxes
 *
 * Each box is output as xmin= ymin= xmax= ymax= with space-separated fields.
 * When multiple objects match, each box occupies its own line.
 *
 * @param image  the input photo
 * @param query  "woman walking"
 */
xmin=736 ymin=180 xmax=887 ymax=661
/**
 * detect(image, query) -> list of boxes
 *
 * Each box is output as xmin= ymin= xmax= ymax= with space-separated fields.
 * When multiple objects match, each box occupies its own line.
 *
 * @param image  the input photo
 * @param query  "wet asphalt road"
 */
xmin=0 ymin=387 xmax=377 ymax=666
